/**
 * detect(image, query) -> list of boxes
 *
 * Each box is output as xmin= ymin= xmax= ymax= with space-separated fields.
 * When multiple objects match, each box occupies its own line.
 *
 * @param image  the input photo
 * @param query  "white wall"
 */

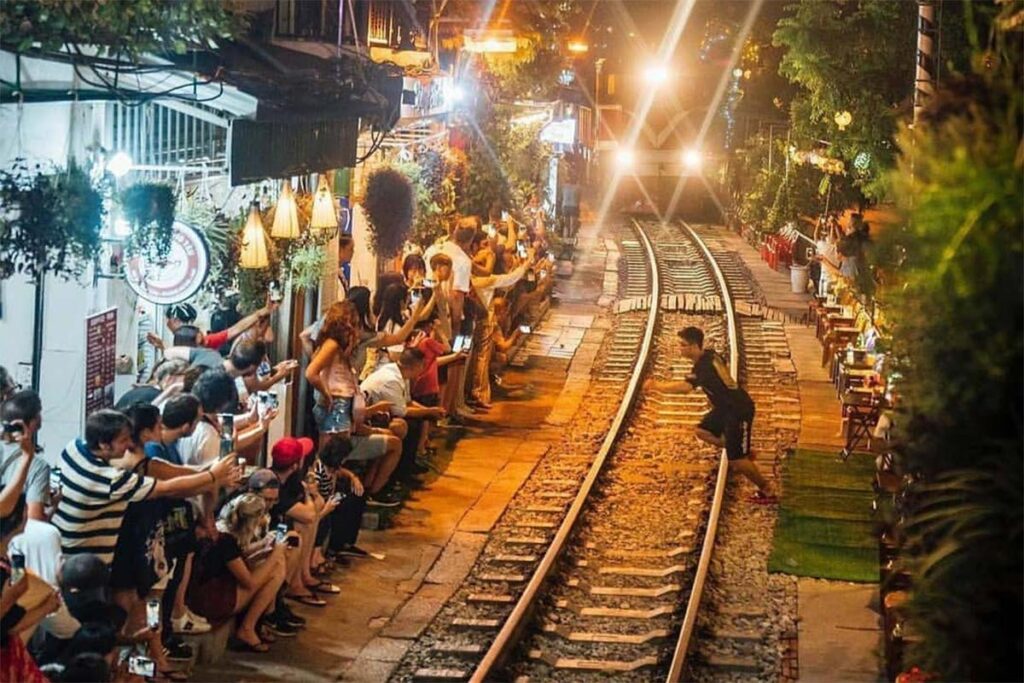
xmin=0 ymin=98 xmax=124 ymax=457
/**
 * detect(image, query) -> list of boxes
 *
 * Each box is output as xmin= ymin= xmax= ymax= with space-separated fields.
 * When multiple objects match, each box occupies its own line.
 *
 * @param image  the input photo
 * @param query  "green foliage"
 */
xmin=120 ymin=182 xmax=176 ymax=264
xmin=0 ymin=0 xmax=243 ymax=58
xmin=773 ymin=0 xmax=916 ymax=196
xmin=457 ymin=104 xmax=551 ymax=217
xmin=876 ymin=48 xmax=1023 ymax=679
xmin=394 ymin=150 xmax=458 ymax=251
xmin=363 ymin=167 xmax=414 ymax=259
xmin=286 ymin=242 xmax=326 ymax=291
xmin=0 ymin=161 xmax=104 ymax=280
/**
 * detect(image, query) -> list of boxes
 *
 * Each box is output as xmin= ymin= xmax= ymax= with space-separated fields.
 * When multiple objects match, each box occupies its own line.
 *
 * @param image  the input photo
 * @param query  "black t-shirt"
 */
xmin=195 ymin=534 xmax=242 ymax=585
xmin=114 ymin=385 xmax=160 ymax=410
xmin=270 ymin=473 xmax=305 ymax=529
xmin=688 ymin=350 xmax=754 ymax=417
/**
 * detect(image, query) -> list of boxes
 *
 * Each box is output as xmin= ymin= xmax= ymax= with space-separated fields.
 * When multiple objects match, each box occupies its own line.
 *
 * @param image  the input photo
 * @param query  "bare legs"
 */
xmin=235 ymin=547 xmax=287 ymax=647
xmin=694 ymin=428 xmax=772 ymax=494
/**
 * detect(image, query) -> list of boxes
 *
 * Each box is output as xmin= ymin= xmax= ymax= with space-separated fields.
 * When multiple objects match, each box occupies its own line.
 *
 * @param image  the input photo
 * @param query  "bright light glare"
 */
xmin=615 ymin=148 xmax=635 ymax=169
xmin=449 ymin=84 xmax=466 ymax=104
xmin=567 ymin=40 xmax=589 ymax=54
xmin=643 ymin=63 xmax=670 ymax=86
xmin=683 ymin=148 xmax=702 ymax=170
xmin=107 ymin=152 xmax=133 ymax=178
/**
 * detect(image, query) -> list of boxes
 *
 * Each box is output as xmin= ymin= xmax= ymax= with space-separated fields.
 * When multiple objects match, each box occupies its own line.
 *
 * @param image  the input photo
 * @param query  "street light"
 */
xmin=614 ymin=147 xmax=635 ymax=170
xmin=107 ymin=152 xmax=133 ymax=178
xmin=683 ymin=148 xmax=702 ymax=171
xmin=567 ymin=40 xmax=589 ymax=54
xmin=643 ymin=63 xmax=670 ymax=86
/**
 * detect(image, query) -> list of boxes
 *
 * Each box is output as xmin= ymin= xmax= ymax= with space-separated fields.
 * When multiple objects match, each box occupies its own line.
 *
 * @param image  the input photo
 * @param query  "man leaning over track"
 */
xmin=644 ymin=326 xmax=777 ymax=505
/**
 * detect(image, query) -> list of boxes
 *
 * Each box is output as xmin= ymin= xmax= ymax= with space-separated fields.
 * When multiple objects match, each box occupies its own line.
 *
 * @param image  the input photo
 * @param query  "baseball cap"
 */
xmin=60 ymin=554 xmax=115 ymax=620
xmin=270 ymin=437 xmax=315 ymax=469
xmin=247 ymin=468 xmax=281 ymax=491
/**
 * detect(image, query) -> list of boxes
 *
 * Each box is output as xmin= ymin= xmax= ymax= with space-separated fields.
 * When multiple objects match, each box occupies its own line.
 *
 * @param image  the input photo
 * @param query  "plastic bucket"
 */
xmin=790 ymin=264 xmax=809 ymax=294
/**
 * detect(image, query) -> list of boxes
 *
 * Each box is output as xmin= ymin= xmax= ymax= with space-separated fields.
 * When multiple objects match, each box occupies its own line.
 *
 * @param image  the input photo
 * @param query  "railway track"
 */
xmin=392 ymin=218 xmax=749 ymax=682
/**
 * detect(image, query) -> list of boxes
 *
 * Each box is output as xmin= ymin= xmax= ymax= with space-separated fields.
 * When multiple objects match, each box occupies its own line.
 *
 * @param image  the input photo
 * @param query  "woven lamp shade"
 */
xmin=240 ymin=202 xmax=270 ymax=269
xmin=309 ymin=174 xmax=338 ymax=235
xmin=271 ymin=181 xmax=300 ymax=239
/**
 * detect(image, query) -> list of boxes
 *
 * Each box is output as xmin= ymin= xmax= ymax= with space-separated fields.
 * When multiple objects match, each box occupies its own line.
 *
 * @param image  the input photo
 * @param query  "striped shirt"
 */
xmin=52 ymin=439 xmax=157 ymax=565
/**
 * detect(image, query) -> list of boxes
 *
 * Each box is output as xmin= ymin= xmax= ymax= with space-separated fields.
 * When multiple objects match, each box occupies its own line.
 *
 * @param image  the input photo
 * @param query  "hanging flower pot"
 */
xmin=362 ymin=167 xmax=414 ymax=259
xmin=120 ymin=183 xmax=177 ymax=264
xmin=0 ymin=161 xmax=104 ymax=281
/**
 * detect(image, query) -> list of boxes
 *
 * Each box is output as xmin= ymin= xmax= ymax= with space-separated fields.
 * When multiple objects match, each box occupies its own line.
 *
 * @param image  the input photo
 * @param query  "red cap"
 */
xmin=271 ymin=437 xmax=314 ymax=469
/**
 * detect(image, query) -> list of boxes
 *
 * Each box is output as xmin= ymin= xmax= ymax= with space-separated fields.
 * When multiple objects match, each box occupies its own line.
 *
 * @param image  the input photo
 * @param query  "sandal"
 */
xmin=257 ymin=623 xmax=278 ymax=644
xmin=309 ymin=581 xmax=341 ymax=595
xmin=285 ymin=592 xmax=327 ymax=607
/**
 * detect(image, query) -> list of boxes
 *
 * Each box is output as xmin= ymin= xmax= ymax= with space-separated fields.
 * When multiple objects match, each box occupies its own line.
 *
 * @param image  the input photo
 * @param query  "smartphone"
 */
xmin=452 ymin=335 xmax=466 ymax=353
xmin=331 ymin=492 xmax=343 ymax=504
xmin=257 ymin=360 xmax=272 ymax=379
xmin=1 ymin=420 xmax=24 ymax=440
xmin=518 ymin=325 xmax=531 ymax=334
xmin=219 ymin=434 xmax=233 ymax=459
xmin=423 ymin=278 xmax=436 ymax=288
xmin=485 ymin=225 xmax=497 ymax=239
xmin=220 ymin=414 xmax=235 ymax=437
xmin=286 ymin=535 xmax=300 ymax=548
xmin=459 ymin=336 xmax=473 ymax=353
xmin=128 ymin=655 xmax=156 ymax=678
xmin=269 ymin=281 xmax=283 ymax=303
xmin=49 ymin=466 xmax=62 ymax=493
xmin=9 ymin=553 xmax=25 ymax=585
xmin=516 ymin=242 xmax=527 ymax=259
xmin=547 ymin=253 xmax=556 ymax=263
xmin=275 ymin=523 xmax=288 ymax=543
xmin=501 ymin=210 xmax=510 ymax=222
xmin=409 ymin=289 xmax=422 ymax=306
xmin=146 ymin=599 xmax=160 ymax=630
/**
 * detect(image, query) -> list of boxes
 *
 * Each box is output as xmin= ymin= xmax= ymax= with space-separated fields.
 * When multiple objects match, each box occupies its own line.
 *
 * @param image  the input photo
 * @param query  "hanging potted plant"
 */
xmin=0 ymin=160 xmax=104 ymax=281
xmin=362 ymin=167 xmax=414 ymax=259
xmin=120 ymin=183 xmax=177 ymax=264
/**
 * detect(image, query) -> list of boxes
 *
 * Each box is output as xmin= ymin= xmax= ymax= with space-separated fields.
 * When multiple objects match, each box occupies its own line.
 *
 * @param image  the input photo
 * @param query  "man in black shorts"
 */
xmin=646 ymin=326 xmax=776 ymax=504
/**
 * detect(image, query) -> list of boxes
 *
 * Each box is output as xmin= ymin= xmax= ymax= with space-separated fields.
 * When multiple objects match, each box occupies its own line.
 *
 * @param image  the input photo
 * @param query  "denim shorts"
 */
xmin=314 ymin=397 xmax=354 ymax=434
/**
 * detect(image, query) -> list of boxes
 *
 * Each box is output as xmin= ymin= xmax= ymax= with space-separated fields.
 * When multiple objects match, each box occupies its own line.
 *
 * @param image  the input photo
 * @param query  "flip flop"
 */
xmin=285 ymin=592 xmax=327 ymax=607
xmin=309 ymin=581 xmax=341 ymax=595
xmin=230 ymin=636 xmax=270 ymax=653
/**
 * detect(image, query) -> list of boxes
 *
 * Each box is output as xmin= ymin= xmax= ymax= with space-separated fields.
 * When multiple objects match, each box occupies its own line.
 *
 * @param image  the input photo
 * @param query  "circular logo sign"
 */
xmin=124 ymin=221 xmax=210 ymax=305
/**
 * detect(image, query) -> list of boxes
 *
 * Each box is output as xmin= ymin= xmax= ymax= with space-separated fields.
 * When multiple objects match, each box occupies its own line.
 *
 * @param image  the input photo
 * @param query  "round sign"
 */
xmin=124 ymin=221 xmax=210 ymax=305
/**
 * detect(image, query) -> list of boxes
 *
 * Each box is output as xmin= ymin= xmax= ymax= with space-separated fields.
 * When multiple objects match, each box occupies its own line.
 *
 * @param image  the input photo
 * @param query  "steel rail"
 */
xmin=469 ymin=219 xmax=662 ymax=682
xmin=665 ymin=221 xmax=739 ymax=682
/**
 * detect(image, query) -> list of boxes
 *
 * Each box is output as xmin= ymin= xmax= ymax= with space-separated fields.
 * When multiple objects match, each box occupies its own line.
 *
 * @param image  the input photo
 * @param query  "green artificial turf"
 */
xmin=767 ymin=448 xmax=879 ymax=582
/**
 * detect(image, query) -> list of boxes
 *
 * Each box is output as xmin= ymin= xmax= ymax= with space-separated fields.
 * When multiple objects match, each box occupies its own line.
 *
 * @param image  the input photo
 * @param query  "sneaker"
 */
xmin=263 ymin=618 xmax=300 ymax=638
xmin=172 ymin=611 xmax=211 ymax=635
xmin=367 ymin=492 xmax=402 ymax=508
xmin=334 ymin=545 xmax=370 ymax=559
xmin=165 ymin=639 xmax=194 ymax=662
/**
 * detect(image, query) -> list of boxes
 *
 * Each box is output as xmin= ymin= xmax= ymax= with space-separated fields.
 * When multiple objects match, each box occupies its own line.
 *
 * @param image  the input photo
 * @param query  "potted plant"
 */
xmin=120 ymin=183 xmax=176 ymax=264
xmin=0 ymin=161 xmax=104 ymax=280
xmin=362 ymin=167 xmax=414 ymax=258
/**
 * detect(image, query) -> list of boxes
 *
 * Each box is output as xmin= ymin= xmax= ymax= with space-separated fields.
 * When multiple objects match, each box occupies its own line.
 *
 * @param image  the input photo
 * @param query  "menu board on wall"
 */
xmin=84 ymin=308 xmax=117 ymax=417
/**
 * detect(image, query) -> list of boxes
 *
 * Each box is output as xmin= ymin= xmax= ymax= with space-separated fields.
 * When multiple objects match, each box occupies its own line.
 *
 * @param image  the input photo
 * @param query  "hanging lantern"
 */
xmin=271 ymin=180 xmax=300 ymax=239
xmin=309 ymin=174 xmax=338 ymax=236
xmin=834 ymin=110 xmax=853 ymax=131
xmin=240 ymin=201 xmax=269 ymax=269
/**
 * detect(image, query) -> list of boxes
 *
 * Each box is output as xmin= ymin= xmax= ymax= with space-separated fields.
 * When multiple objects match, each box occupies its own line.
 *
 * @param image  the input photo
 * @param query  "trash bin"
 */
xmin=790 ymin=264 xmax=809 ymax=294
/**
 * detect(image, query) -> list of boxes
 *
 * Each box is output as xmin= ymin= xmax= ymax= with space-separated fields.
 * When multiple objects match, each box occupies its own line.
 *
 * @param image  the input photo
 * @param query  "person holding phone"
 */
xmin=311 ymin=438 xmax=369 ymax=562
xmin=187 ymin=493 xmax=288 ymax=652
xmin=467 ymin=246 xmax=536 ymax=407
xmin=0 ymin=390 xmax=50 ymax=522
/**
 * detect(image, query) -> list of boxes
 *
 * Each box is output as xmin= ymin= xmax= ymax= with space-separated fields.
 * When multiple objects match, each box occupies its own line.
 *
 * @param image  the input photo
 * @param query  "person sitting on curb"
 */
xmin=645 ymin=326 xmax=777 ymax=504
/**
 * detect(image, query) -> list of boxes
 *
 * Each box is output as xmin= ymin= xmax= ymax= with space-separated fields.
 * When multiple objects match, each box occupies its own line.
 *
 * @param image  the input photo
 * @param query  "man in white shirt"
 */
xmin=360 ymin=349 xmax=444 ymax=485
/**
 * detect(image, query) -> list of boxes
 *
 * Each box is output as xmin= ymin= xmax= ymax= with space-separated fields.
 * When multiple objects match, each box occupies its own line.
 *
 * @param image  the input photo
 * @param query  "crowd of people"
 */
xmin=0 ymin=202 xmax=555 ymax=681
